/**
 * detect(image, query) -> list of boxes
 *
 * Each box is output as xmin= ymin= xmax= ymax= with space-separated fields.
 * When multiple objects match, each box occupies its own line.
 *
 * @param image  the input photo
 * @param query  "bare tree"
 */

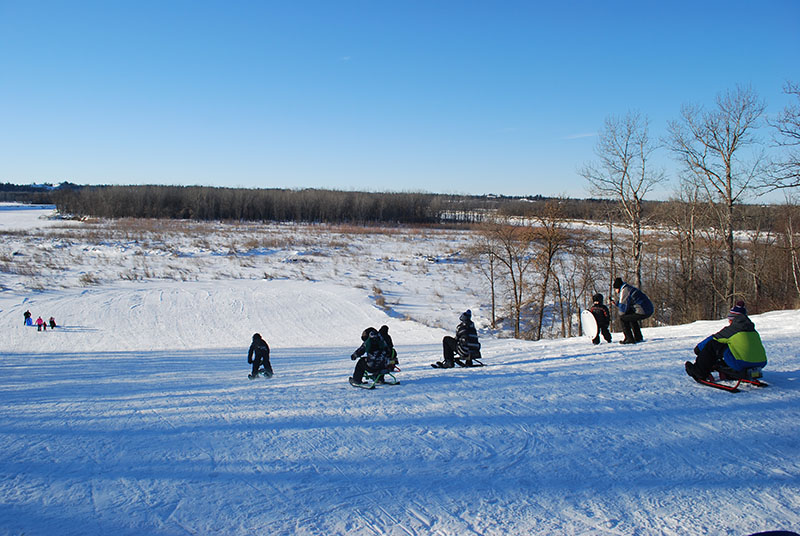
xmin=480 ymin=221 xmax=536 ymax=338
xmin=530 ymin=201 xmax=572 ymax=340
xmin=763 ymin=81 xmax=800 ymax=191
xmin=580 ymin=112 xmax=665 ymax=288
xmin=470 ymin=229 xmax=499 ymax=328
xmin=666 ymin=85 xmax=766 ymax=306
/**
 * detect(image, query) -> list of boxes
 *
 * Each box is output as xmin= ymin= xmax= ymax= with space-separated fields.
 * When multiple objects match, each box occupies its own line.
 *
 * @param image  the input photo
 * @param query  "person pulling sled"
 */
xmin=433 ymin=310 xmax=482 ymax=368
xmin=685 ymin=301 xmax=767 ymax=391
xmin=247 ymin=333 xmax=273 ymax=379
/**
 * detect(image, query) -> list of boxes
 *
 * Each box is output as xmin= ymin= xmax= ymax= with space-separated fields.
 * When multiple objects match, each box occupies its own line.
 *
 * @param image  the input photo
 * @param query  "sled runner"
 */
xmin=580 ymin=309 xmax=599 ymax=341
xmin=431 ymin=358 xmax=484 ymax=368
xmin=349 ymin=369 xmax=400 ymax=389
xmin=686 ymin=361 xmax=768 ymax=393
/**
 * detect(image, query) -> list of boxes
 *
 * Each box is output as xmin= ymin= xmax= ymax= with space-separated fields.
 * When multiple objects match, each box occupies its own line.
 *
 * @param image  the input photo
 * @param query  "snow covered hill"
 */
xmin=1 ymin=205 xmax=799 ymax=535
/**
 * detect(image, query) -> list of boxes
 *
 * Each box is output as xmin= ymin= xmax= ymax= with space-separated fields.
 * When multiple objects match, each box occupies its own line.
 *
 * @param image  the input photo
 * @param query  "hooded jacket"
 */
xmin=713 ymin=314 xmax=767 ymax=370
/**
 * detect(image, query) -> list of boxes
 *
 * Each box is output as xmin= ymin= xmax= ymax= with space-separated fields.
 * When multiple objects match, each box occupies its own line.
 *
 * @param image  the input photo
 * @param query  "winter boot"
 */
xmin=632 ymin=323 xmax=643 ymax=343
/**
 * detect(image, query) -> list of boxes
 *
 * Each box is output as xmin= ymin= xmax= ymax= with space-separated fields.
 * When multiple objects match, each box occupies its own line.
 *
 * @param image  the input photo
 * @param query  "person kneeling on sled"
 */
xmin=685 ymin=301 xmax=767 ymax=382
xmin=610 ymin=277 xmax=653 ymax=344
xmin=435 ymin=310 xmax=481 ymax=368
xmin=589 ymin=293 xmax=612 ymax=344
xmin=350 ymin=327 xmax=390 ymax=385
xmin=247 ymin=333 xmax=273 ymax=379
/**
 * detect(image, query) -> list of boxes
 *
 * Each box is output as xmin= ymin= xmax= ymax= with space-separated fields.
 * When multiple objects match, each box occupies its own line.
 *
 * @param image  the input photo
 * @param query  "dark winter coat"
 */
xmin=352 ymin=331 xmax=390 ymax=371
xmin=248 ymin=338 xmax=270 ymax=364
xmin=615 ymin=283 xmax=654 ymax=317
xmin=456 ymin=320 xmax=481 ymax=358
xmin=590 ymin=303 xmax=611 ymax=328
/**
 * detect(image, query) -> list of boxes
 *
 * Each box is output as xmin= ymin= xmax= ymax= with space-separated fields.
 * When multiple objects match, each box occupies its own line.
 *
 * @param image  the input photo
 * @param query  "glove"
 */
xmin=351 ymin=353 xmax=358 ymax=360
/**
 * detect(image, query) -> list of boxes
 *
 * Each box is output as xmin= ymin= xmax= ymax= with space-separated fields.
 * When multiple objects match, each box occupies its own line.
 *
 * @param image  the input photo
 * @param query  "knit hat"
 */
xmin=612 ymin=277 xmax=623 ymax=290
xmin=592 ymin=293 xmax=603 ymax=304
xmin=459 ymin=309 xmax=472 ymax=322
xmin=727 ymin=300 xmax=747 ymax=319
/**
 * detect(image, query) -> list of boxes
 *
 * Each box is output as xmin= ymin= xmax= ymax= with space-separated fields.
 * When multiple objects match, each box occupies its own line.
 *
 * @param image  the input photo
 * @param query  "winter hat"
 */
xmin=727 ymin=300 xmax=747 ymax=319
xmin=612 ymin=277 xmax=623 ymax=290
xmin=459 ymin=309 xmax=472 ymax=323
xmin=252 ymin=333 xmax=261 ymax=341
xmin=592 ymin=293 xmax=603 ymax=304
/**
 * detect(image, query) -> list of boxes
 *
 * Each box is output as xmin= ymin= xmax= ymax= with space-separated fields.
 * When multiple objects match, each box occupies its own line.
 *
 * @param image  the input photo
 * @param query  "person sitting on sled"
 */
xmin=685 ymin=301 xmax=767 ymax=382
xmin=378 ymin=325 xmax=399 ymax=370
xmin=350 ymin=327 xmax=390 ymax=385
xmin=589 ymin=293 xmax=612 ymax=344
xmin=435 ymin=309 xmax=481 ymax=368
xmin=247 ymin=333 xmax=273 ymax=379
xmin=610 ymin=277 xmax=653 ymax=344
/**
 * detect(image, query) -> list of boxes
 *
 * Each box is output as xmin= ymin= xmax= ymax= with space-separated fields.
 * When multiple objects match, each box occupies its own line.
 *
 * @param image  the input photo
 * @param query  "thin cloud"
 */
xmin=563 ymin=132 xmax=596 ymax=140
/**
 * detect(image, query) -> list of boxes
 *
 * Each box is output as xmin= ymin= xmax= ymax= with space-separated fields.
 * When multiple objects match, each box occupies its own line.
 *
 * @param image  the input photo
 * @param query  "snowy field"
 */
xmin=1 ymin=204 xmax=799 ymax=536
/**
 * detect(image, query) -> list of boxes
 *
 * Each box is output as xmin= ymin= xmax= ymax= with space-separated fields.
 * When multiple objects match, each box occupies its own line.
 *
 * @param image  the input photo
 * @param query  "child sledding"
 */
xmin=348 ymin=326 xmax=400 ymax=389
xmin=684 ymin=301 xmax=768 ymax=392
xmin=432 ymin=310 xmax=483 ymax=368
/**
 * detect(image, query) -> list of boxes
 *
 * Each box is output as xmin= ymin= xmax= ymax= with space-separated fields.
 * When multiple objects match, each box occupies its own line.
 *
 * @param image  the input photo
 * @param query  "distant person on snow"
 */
xmin=685 ymin=301 xmax=767 ymax=382
xmin=589 ymin=293 xmax=612 ymax=344
xmin=49 ymin=317 xmax=57 ymax=329
xmin=35 ymin=316 xmax=46 ymax=331
xmin=24 ymin=310 xmax=32 ymax=326
xmin=350 ymin=327 xmax=390 ymax=385
xmin=247 ymin=333 xmax=272 ymax=379
xmin=435 ymin=309 xmax=481 ymax=368
xmin=610 ymin=277 xmax=653 ymax=344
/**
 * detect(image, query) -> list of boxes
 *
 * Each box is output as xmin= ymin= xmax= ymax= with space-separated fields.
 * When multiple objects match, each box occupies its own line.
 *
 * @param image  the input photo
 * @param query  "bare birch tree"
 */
xmin=667 ymin=85 xmax=766 ymax=307
xmin=580 ymin=112 xmax=664 ymax=288
xmin=763 ymin=81 xmax=800 ymax=191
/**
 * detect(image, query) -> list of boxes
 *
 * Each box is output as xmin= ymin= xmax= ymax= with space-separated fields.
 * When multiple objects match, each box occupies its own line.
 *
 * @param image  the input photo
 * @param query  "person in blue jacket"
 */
xmin=610 ymin=277 xmax=653 ymax=344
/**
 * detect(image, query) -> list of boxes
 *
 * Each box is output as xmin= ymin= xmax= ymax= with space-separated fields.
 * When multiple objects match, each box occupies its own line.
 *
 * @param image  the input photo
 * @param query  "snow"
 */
xmin=1 ymin=205 xmax=799 ymax=535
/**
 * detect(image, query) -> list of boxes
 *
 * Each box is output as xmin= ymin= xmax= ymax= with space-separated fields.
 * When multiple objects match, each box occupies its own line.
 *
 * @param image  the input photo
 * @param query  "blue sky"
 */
xmin=1 ymin=1 xmax=797 ymax=199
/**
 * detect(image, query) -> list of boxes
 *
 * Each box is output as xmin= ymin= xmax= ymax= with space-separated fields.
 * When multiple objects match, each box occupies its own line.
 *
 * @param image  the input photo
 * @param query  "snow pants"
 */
xmin=352 ymin=355 xmax=386 ymax=383
xmin=251 ymin=354 xmax=272 ymax=376
xmin=441 ymin=336 xmax=459 ymax=367
xmin=692 ymin=336 xmax=727 ymax=378
xmin=619 ymin=312 xmax=648 ymax=342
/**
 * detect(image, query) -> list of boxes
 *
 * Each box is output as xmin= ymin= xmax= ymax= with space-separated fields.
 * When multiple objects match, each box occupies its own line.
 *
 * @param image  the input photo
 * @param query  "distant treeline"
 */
xmin=1 ymin=182 xmax=782 ymax=228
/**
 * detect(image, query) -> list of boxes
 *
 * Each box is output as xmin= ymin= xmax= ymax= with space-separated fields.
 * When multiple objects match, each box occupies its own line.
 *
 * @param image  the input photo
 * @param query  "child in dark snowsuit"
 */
xmin=589 ymin=293 xmax=612 ymax=344
xmin=350 ymin=327 xmax=390 ymax=385
xmin=436 ymin=310 xmax=481 ymax=368
xmin=247 ymin=333 xmax=272 ymax=379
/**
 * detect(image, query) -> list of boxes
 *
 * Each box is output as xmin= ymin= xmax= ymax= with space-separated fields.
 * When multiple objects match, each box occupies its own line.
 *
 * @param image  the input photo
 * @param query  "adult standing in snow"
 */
xmin=349 ymin=327 xmax=390 ymax=385
xmin=49 ymin=317 xmax=57 ymax=329
xmin=610 ymin=277 xmax=653 ymax=344
xmin=685 ymin=301 xmax=767 ymax=382
xmin=434 ymin=309 xmax=481 ymax=368
xmin=247 ymin=333 xmax=272 ymax=379
xmin=24 ymin=310 xmax=32 ymax=326
xmin=35 ymin=316 xmax=46 ymax=331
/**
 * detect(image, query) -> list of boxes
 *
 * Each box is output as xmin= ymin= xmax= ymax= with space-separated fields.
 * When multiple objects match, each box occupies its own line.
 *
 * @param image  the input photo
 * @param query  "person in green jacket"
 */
xmin=685 ymin=301 xmax=767 ymax=382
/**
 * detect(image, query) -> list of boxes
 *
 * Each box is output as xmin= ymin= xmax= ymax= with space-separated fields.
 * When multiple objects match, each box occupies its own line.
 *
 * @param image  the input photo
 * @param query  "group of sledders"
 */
xmin=587 ymin=277 xmax=768 ymax=391
xmin=245 ymin=275 xmax=769 ymax=392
